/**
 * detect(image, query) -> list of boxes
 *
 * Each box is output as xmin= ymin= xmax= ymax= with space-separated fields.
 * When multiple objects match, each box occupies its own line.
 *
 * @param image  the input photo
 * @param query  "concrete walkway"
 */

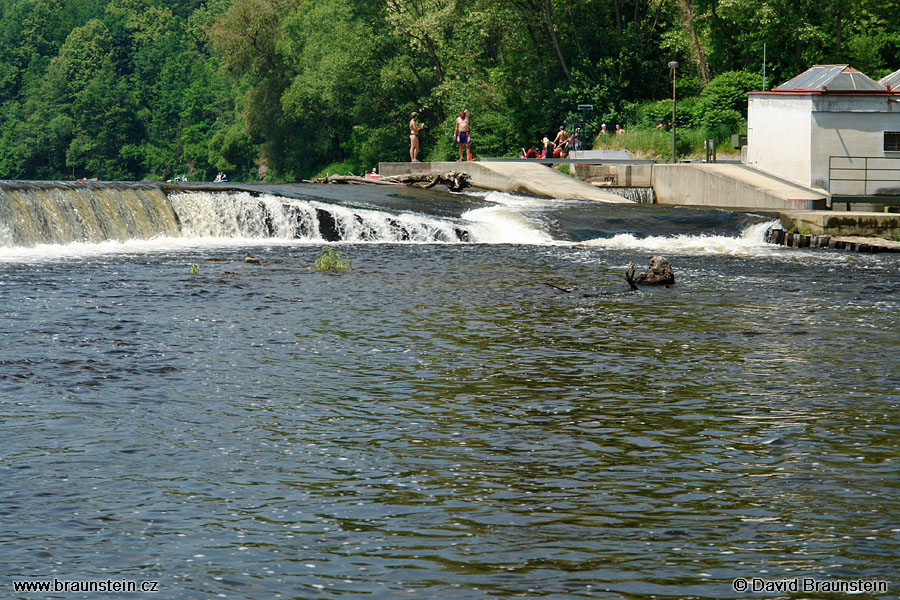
xmin=379 ymin=161 xmax=631 ymax=203
xmin=653 ymin=163 xmax=828 ymax=210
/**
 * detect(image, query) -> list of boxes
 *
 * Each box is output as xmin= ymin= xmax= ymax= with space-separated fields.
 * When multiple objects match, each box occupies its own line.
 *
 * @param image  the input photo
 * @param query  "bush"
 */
xmin=314 ymin=247 xmax=351 ymax=271
xmin=314 ymin=159 xmax=357 ymax=177
xmin=697 ymin=70 xmax=761 ymax=139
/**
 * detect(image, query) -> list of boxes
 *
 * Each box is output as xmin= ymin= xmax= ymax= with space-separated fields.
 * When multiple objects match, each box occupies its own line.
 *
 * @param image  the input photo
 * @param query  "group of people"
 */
xmin=213 ymin=172 xmax=228 ymax=182
xmin=599 ymin=123 xmax=626 ymax=136
xmin=408 ymin=109 xmax=472 ymax=162
xmin=406 ymin=112 xmax=637 ymax=162
xmin=520 ymin=125 xmax=583 ymax=159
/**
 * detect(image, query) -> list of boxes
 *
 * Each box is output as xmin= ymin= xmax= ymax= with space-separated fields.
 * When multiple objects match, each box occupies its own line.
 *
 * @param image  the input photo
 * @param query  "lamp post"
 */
xmin=577 ymin=104 xmax=593 ymax=151
xmin=668 ymin=61 xmax=678 ymax=163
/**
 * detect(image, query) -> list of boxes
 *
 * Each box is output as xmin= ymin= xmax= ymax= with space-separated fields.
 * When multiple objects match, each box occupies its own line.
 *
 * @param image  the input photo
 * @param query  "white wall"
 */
xmin=746 ymin=95 xmax=813 ymax=186
xmin=810 ymin=100 xmax=900 ymax=194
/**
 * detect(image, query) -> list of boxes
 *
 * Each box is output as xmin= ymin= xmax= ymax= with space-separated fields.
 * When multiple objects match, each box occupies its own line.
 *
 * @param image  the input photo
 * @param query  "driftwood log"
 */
xmin=306 ymin=171 xmax=471 ymax=193
xmin=625 ymin=256 xmax=675 ymax=289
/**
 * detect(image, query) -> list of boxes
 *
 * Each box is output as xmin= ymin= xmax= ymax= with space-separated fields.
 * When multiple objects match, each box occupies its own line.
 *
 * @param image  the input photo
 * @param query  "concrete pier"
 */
xmin=378 ymin=161 xmax=631 ymax=203
xmin=780 ymin=210 xmax=900 ymax=237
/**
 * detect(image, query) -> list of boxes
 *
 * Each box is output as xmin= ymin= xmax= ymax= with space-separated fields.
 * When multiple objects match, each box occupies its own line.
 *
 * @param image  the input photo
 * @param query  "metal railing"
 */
xmin=828 ymin=155 xmax=900 ymax=197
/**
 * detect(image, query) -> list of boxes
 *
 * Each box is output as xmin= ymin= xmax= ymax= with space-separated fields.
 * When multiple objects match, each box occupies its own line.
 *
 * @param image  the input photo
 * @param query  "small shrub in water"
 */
xmin=314 ymin=247 xmax=351 ymax=271
xmin=189 ymin=264 xmax=200 ymax=274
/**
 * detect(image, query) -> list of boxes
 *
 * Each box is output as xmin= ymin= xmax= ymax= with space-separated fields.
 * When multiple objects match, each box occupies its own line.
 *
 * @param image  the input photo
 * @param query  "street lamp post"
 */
xmin=668 ymin=61 xmax=678 ymax=163
xmin=577 ymin=104 xmax=593 ymax=151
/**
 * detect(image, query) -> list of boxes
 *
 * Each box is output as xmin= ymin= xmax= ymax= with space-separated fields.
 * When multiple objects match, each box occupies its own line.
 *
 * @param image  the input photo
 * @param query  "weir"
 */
xmin=0 ymin=181 xmax=479 ymax=248
xmin=0 ymin=181 xmax=179 ymax=247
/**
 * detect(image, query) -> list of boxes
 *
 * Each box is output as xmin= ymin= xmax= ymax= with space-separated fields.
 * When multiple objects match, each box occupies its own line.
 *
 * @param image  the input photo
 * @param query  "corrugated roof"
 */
xmin=879 ymin=69 xmax=900 ymax=91
xmin=774 ymin=65 xmax=886 ymax=92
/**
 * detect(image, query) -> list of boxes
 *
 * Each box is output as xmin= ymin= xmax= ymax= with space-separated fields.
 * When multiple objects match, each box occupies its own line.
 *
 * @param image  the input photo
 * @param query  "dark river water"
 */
xmin=0 ymin=183 xmax=898 ymax=599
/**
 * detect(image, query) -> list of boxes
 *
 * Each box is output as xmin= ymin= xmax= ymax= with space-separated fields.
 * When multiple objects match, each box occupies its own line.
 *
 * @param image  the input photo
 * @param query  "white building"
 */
xmin=746 ymin=65 xmax=900 ymax=199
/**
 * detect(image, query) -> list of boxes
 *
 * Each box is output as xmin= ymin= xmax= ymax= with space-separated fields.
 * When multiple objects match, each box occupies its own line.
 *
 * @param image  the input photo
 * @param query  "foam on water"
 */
xmin=0 ymin=184 xmax=802 ymax=259
xmin=171 ymin=191 xmax=471 ymax=244
xmin=0 ymin=235 xmax=298 ymax=263
xmin=462 ymin=206 xmax=556 ymax=244
xmin=460 ymin=190 xmax=560 ymax=244
xmin=582 ymin=220 xmax=779 ymax=255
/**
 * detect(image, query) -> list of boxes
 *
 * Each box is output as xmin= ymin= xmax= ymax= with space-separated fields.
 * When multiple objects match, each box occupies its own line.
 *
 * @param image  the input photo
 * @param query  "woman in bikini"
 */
xmin=409 ymin=112 xmax=424 ymax=162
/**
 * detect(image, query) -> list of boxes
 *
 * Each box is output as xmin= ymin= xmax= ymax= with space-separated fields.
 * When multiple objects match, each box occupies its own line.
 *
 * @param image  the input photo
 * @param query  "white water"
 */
xmin=0 ymin=186 xmax=787 ymax=260
xmin=170 ymin=192 xmax=470 ymax=244
xmin=461 ymin=191 xmax=565 ymax=244
xmin=582 ymin=220 xmax=779 ymax=256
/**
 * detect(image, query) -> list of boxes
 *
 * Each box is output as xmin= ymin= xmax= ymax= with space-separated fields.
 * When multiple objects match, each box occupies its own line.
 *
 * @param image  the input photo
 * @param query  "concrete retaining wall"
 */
xmin=652 ymin=164 xmax=827 ymax=210
xmin=573 ymin=164 xmax=652 ymax=187
xmin=780 ymin=211 xmax=900 ymax=237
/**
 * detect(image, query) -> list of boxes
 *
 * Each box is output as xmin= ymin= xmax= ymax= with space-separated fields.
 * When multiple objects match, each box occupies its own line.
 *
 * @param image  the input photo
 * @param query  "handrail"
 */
xmin=828 ymin=155 xmax=900 ymax=196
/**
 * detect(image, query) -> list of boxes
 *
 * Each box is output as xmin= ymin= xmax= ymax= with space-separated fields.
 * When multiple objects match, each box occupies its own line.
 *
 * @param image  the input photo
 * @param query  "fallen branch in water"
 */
xmin=306 ymin=172 xmax=471 ymax=192
xmin=305 ymin=174 xmax=399 ymax=186
xmin=544 ymin=282 xmax=574 ymax=293
xmin=625 ymin=263 xmax=638 ymax=290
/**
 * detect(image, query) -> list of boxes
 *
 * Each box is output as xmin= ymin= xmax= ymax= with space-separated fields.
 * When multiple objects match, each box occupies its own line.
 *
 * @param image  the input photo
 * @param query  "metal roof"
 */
xmin=774 ymin=65 xmax=886 ymax=92
xmin=879 ymin=69 xmax=900 ymax=91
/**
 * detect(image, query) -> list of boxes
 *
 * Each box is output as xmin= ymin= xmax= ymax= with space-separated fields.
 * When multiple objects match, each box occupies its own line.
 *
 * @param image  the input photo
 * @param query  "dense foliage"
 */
xmin=1 ymin=0 xmax=898 ymax=180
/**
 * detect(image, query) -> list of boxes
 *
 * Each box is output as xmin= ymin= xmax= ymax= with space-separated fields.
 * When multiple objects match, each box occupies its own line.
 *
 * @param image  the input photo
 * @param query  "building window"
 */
xmin=886 ymin=132 xmax=900 ymax=152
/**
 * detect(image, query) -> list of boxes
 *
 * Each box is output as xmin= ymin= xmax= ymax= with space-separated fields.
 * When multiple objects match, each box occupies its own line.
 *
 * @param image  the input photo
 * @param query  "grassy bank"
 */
xmin=592 ymin=128 xmax=740 ymax=162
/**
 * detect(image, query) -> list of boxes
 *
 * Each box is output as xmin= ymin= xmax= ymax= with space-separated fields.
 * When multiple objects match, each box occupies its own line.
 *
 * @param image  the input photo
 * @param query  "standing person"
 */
xmin=453 ymin=109 xmax=470 ymax=161
xmin=572 ymin=127 xmax=583 ymax=151
xmin=553 ymin=125 xmax=569 ymax=157
xmin=409 ymin=112 xmax=424 ymax=162
xmin=540 ymin=137 xmax=554 ymax=159
xmin=553 ymin=125 xmax=568 ymax=149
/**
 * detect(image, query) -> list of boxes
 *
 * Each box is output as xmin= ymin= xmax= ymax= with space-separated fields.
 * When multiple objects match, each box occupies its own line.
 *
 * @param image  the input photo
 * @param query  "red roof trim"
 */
xmin=749 ymin=90 xmax=898 ymax=97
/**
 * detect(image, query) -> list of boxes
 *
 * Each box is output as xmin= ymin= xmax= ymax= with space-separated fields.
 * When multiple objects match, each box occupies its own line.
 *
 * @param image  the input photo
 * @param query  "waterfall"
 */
xmin=608 ymin=187 xmax=655 ymax=204
xmin=0 ymin=183 xmax=474 ymax=248
xmin=0 ymin=182 xmax=179 ymax=247
xmin=168 ymin=191 xmax=471 ymax=243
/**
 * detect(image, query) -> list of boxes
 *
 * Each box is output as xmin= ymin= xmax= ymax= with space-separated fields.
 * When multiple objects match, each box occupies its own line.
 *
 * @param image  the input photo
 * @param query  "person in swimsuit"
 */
xmin=453 ymin=109 xmax=470 ymax=161
xmin=553 ymin=126 xmax=569 ymax=158
xmin=409 ymin=112 xmax=424 ymax=162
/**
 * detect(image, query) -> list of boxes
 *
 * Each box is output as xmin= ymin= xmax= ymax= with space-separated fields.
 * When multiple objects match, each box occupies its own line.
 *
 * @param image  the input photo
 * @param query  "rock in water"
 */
xmin=634 ymin=256 xmax=675 ymax=286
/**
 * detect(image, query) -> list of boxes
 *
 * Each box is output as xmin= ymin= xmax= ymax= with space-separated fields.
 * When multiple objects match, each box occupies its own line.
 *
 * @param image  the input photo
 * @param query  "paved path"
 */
xmin=379 ymin=161 xmax=631 ymax=203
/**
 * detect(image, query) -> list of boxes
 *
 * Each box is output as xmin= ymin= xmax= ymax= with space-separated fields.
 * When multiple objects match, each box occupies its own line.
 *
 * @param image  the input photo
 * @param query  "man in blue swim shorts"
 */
xmin=453 ymin=109 xmax=470 ymax=161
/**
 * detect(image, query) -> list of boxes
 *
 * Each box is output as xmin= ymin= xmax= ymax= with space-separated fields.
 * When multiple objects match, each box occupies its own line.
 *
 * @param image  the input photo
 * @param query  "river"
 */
xmin=1 ymin=182 xmax=897 ymax=599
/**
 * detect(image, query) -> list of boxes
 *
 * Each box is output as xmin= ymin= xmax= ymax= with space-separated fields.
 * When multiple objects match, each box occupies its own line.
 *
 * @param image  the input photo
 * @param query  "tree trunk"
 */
xmin=612 ymin=0 xmax=622 ymax=38
xmin=542 ymin=0 xmax=572 ymax=83
xmin=834 ymin=0 xmax=843 ymax=54
xmin=680 ymin=0 xmax=710 ymax=85
xmin=422 ymin=33 xmax=445 ymax=82
xmin=793 ymin=0 xmax=803 ymax=68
